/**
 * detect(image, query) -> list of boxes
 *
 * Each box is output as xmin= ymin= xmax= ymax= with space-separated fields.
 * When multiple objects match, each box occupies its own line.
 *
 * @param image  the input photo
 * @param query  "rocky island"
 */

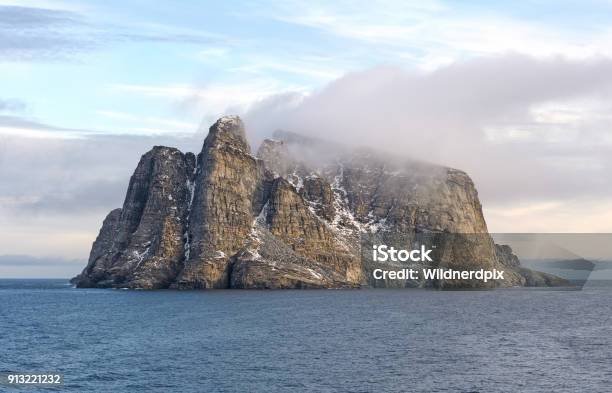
xmin=72 ymin=116 xmax=567 ymax=289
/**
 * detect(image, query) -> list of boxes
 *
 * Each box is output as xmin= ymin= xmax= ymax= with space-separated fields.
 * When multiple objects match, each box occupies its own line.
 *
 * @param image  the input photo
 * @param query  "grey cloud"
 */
xmin=0 ymin=120 xmax=206 ymax=267
xmin=0 ymin=99 xmax=26 ymax=113
xmin=11 ymin=179 xmax=128 ymax=215
xmin=0 ymin=6 xmax=78 ymax=27
xmin=0 ymin=114 xmax=77 ymax=132
xmin=0 ymin=255 xmax=80 ymax=267
xmin=244 ymin=54 xmax=612 ymax=205
xmin=0 ymin=255 xmax=83 ymax=278
xmin=0 ymin=5 xmax=96 ymax=61
xmin=0 ymin=5 xmax=228 ymax=61
xmin=0 ymin=126 xmax=202 ymax=217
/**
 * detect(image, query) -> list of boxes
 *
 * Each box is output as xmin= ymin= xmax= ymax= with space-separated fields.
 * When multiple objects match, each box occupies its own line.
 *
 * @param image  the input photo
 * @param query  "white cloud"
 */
xmin=195 ymin=47 xmax=230 ymax=61
xmin=0 ymin=125 xmax=79 ymax=139
xmin=95 ymin=110 xmax=197 ymax=134
xmin=486 ymin=198 xmax=612 ymax=233
xmin=244 ymin=55 xmax=612 ymax=231
xmin=229 ymin=57 xmax=342 ymax=82
xmin=109 ymin=79 xmax=308 ymax=122
xmin=267 ymin=0 xmax=612 ymax=69
xmin=0 ymin=112 xmax=196 ymax=139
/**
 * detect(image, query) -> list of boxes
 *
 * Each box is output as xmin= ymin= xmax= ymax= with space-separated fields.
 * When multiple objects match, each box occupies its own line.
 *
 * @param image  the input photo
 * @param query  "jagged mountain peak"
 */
xmin=203 ymin=115 xmax=250 ymax=154
xmin=256 ymin=138 xmax=291 ymax=176
xmin=149 ymin=145 xmax=182 ymax=154
xmin=213 ymin=115 xmax=245 ymax=136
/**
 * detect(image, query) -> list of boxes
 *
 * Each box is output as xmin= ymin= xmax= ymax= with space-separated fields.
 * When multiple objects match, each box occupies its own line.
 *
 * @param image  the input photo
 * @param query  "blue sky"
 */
xmin=4 ymin=0 xmax=612 ymax=276
xmin=4 ymin=0 xmax=612 ymax=138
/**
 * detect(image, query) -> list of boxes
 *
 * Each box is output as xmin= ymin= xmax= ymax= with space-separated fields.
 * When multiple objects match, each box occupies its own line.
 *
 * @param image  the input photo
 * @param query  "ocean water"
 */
xmin=1 ymin=280 xmax=611 ymax=392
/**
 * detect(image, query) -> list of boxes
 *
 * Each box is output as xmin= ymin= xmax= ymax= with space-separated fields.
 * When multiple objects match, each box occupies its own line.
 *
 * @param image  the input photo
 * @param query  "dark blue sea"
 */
xmin=1 ymin=279 xmax=611 ymax=392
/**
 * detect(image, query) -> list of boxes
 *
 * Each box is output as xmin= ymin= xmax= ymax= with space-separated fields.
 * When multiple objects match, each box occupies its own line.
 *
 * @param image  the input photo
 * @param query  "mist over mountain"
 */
xmin=72 ymin=116 xmax=567 ymax=289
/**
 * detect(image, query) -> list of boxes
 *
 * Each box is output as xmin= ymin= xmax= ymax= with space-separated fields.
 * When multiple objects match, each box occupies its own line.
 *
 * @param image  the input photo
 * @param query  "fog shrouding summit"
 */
xmin=245 ymin=54 xmax=612 ymax=231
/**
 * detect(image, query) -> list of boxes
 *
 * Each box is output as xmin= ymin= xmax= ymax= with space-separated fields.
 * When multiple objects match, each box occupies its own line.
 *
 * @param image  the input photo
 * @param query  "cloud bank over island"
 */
xmin=244 ymin=55 xmax=612 ymax=231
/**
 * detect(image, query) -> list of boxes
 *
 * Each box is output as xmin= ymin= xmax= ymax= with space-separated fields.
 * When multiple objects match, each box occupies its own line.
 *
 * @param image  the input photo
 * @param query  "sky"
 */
xmin=3 ymin=0 xmax=612 ymax=277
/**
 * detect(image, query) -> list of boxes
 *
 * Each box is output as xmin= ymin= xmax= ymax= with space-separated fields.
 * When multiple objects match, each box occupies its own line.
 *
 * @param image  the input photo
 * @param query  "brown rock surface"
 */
xmin=73 ymin=116 xmax=564 ymax=289
xmin=73 ymin=147 xmax=195 ymax=288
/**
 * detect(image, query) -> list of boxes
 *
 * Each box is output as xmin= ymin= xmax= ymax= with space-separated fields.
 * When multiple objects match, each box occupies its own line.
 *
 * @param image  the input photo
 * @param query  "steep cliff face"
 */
xmin=73 ymin=147 xmax=195 ymax=288
xmin=256 ymin=133 xmax=525 ymax=288
xmin=264 ymin=178 xmax=363 ymax=283
xmin=73 ymin=116 xmax=562 ymax=289
xmin=172 ymin=116 xmax=267 ymax=289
